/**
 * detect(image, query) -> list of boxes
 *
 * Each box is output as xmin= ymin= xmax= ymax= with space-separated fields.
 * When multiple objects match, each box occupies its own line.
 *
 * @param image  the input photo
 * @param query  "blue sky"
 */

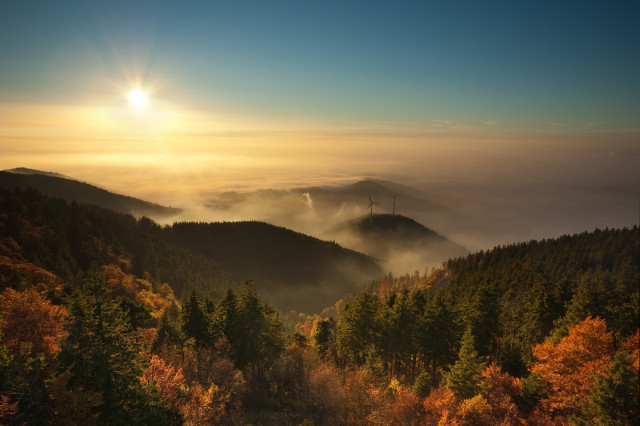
xmin=1 ymin=0 xmax=638 ymax=127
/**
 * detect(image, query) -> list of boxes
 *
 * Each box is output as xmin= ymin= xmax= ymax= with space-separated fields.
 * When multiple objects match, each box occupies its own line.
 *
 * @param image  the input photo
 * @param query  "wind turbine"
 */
xmin=391 ymin=193 xmax=400 ymax=215
xmin=366 ymin=194 xmax=380 ymax=224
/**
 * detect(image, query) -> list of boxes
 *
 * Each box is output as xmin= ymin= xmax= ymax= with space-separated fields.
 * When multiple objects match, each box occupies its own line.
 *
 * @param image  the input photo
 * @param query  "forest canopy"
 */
xmin=0 ymin=187 xmax=637 ymax=424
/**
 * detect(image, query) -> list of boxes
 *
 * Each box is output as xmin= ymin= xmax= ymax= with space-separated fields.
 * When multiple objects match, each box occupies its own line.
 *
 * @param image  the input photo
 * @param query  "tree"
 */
xmin=58 ymin=270 xmax=182 ymax=424
xmin=0 ymin=288 xmax=67 ymax=364
xmin=387 ymin=380 xmax=422 ymax=425
xmin=417 ymin=293 xmax=460 ymax=384
xmin=152 ymin=301 xmax=184 ymax=355
xmin=412 ymin=370 xmax=431 ymax=398
xmin=422 ymin=387 xmax=458 ymax=425
xmin=232 ymin=281 xmax=284 ymax=407
xmin=336 ymin=292 xmax=383 ymax=366
xmin=0 ymin=288 xmax=67 ymax=424
xmin=308 ymin=363 xmax=343 ymax=425
xmin=444 ymin=328 xmax=486 ymax=400
xmin=461 ymin=285 xmax=500 ymax=358
xmin=181 ymin=292 xmax=210 ymax=349
xmin=479 ymin=364 xmax=522 ymax=424
xmin=141 ymin=355 xmax=185 ymax=407
xmin=530 ymin=316 xmax=615 ymax=422
xmin=312 ymin=317 xmax=335 ymax=359
xmin=586 ymin=350 xmax=639 ymax=425
xmin=380 ymin=293 xmax=417 ymax=377
xmin=181 ymin=292 xmax=211 ymax=382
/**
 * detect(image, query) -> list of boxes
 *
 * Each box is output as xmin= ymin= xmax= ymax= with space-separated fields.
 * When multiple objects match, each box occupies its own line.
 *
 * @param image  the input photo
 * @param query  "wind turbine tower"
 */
xmin=367 ymin=194 xmax=380 ymax=224
xmin=391 ymin=194 xmax=400 ymax=215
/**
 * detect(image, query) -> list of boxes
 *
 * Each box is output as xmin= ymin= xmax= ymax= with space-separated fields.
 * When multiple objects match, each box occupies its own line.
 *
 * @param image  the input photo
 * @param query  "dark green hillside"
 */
xmin=0 ymin=169 xmax=181 ymax=218
xmin=161 ymin=221 xmax=383 ymax=312
xmin=0 ymin=187 xmax=233 ymax=299
xmin=0 ymin=188 xmax=381 ymax=313
xmin=441 ymin=227 xmax=640 ymax=361
xmin=349 ymin=226 xmax=639 ymax=378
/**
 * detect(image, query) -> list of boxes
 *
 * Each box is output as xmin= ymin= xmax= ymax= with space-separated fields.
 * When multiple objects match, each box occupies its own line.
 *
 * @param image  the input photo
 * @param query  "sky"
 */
xmin=1 ymin=0 xmax=639 ymax=249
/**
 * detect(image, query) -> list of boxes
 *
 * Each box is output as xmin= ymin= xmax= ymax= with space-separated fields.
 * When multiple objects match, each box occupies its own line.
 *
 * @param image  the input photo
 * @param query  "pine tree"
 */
xmin=312 ymin=317 xmax=335 ymax=359
xmin=336 ymin=292 xmax=382 ymax=366
xmin=181 ymin=292 xmax=209 ymax=349
xmin=381 ymin=293 xmax=416 ymax=377
xmin=445 ymin=328 xmax=486 ymax=400
xmin=418 ymin=293 xmax=460 ymax=384
xmin=462 ymin=285 xmax=499 ymax=357
xmin=151 ymin=302 xmax=184 ymax=355
xmin=587 ymin=350 xmax=639 ymax=425
xmin=58 ymin=270 xmax=182 ymax=424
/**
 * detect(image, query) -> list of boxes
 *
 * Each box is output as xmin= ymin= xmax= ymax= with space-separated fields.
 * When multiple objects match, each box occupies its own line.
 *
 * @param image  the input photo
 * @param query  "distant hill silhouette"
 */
xmin=0 ymin=168 xmax=181 ymax=218
xmin=325 ymin=214 xmax=468 ymax=274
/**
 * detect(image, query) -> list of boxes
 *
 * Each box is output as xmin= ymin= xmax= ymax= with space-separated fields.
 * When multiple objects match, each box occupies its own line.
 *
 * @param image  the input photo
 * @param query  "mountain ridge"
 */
xmin=0 ymin=168 xmax=181 ymax=218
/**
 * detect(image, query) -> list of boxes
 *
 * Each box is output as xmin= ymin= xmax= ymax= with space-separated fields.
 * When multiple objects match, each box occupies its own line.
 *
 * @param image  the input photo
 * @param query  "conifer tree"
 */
xmin=152 ymin=302 xmax=184 ymax=355
xmin=312 ymin=317 xmax=336 ymax=359
xmin=381 ymin=293 xmax=416 ymax=377
xmin=336 ymin=292 xmax=382 ymax=366
xmin=418 ymin=293 xmax=460 ymax=383
xmin=445 ymin=328 xmax=486 ymax=400
xmin=181 ymin=292 xmax=209 ymax=349
xmin=58 ymin=269 xmax=182 ymax=424
xmin=586 ymin=351 xmax=639 ymax=425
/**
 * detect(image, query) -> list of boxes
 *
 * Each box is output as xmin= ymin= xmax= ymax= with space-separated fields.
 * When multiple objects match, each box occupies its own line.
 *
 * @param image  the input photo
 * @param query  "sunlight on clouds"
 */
xmin=1 ymin=101 xmax=639 ymax=209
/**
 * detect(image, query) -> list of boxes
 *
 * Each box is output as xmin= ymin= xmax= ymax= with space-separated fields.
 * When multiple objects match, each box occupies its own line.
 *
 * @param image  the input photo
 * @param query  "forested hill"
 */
xmin=334 ymin=226 xmax=639 ymax=376
xmin=0 ymin=187 xmax=381 ymax=313
xmin=325 ymin=213 xmax=468 ymax=273
xmin=1 ymin=186 xmax=638 ymax=424
xmin=0 ymin=186 xmax=233 ymax=299
xmin=156 ymin=221 xmax=382 ymax=313
xmin=0 ymin=169 xmax=181 ymax=218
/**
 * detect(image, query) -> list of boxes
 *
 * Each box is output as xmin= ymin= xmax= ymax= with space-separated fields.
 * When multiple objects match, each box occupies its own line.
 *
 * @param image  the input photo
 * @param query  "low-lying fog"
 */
xmin=3 ymin=123 xmax=638 ymax=275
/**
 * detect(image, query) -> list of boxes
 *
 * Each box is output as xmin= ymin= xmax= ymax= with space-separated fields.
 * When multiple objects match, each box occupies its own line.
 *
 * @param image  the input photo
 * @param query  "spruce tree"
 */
xmin=336 ymin=292 xmax=382 ymax=366
xmin=58 ymin=270 xmax=182 ymax=424
xmin=444 ymin=328 xmax=485 ymax=400
xmin=587 ymin=351 xmax=639 ymax=425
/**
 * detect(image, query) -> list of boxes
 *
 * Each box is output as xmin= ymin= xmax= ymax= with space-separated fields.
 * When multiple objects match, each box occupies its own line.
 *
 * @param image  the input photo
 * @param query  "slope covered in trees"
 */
xmin=0 ymin=184 xmax=637 ymax=424
xmin=160 ymin=221 xmax=382 ymax=312
xmin=0 ymin=187 xmax=381 ymax=312
xmin=0 ymin=169 xmax=181 ymax=218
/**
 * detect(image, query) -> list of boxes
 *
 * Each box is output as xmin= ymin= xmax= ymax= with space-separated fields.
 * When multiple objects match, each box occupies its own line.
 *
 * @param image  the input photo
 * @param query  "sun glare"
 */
xmin=128 ymin=89 xmax=148 ymax=108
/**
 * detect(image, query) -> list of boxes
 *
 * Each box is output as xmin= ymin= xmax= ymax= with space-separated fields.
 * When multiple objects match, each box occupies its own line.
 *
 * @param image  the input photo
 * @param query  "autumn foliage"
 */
xmin=530 ymin=316 xmax=615 ymax=420
xmin=0 ymin=287 xmax=66 ymax=362
xmin=141 ymin=355 xmax=185 ymax=406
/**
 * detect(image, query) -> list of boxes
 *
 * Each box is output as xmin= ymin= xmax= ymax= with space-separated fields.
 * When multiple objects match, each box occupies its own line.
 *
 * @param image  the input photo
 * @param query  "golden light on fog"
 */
xmin=128 ymin=89 xmax=148 ymax=108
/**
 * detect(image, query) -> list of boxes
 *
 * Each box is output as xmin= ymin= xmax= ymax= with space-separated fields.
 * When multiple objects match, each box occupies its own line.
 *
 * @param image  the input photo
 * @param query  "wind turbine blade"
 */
xmin=368 ymin=194 xmax=372 ymax=202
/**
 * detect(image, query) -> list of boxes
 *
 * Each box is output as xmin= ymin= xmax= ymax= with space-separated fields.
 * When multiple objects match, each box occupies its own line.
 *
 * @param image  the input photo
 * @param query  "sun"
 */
xmin=128 ymin=88 xmax=149 ymax=108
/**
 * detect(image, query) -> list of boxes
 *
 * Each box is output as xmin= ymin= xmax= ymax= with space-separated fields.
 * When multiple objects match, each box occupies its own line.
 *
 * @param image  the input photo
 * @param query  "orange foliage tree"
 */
xmin=422 ymin=387 xmax=458 ymax=425
xmin=308 ymin=362 xmax=343 ymax=425
xmin=530 ymin=316 xmax=615 ymax=421
xmin=478 ymin=364 xmax=523 ymax=424
xmin=386 ymin=379 xmax=422 ymax=425
xmin=341 ymin=369 xmax=387 ymax=425
xmin=0 ymin=288 xmax=66 ymax=363
xmin=140 ymin=355 xmax=185 ymax=407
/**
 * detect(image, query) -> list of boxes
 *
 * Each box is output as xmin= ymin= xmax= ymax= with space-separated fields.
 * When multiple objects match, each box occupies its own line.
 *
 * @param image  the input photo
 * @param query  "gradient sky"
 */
xmin=1 ymin=0 xmax=639 ymax=246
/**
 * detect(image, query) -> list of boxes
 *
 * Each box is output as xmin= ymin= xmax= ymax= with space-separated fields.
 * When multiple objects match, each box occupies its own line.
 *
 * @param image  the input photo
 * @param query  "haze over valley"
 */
xmin=1 ymin=1 xmax=639 ymax=424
